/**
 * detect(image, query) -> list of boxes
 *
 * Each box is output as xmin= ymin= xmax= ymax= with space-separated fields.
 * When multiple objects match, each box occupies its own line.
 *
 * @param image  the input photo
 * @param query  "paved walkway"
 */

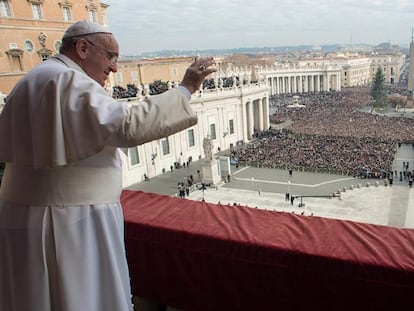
xmin=388 ymin=143 xmax=414 ymax=227
xmin=127 ymin=144 xmax=414 ymax=229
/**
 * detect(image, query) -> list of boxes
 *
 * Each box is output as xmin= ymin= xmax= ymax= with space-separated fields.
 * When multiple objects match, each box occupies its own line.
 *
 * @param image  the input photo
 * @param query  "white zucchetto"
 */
xmin=62 ymin=20 xmax=112 ymax=39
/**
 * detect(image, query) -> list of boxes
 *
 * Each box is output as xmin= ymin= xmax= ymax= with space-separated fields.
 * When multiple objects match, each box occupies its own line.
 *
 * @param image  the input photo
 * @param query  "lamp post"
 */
xmin=370 ymin=99 xmax=375 ymax=113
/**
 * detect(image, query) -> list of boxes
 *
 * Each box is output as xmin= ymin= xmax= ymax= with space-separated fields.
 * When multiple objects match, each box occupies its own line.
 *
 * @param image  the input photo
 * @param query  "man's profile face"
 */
xmin=82 ymin=34 xmax=119 ymax=86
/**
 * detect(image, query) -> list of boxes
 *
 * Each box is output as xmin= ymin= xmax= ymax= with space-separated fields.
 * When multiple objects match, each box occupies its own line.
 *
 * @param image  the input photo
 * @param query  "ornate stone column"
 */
xmin=241 ymin=101 xmax=248 ymax=142
xmin=287 ymin=76 xmax=291 ymax=93
xmin=293 ymin=76 xmax=297 ymax=93
xmin=247 ymin=101 xmax=254 ymax=139
xmin=316 ymin=75 xmax=320 ymax=92
xmin=310 ymin=75 xmax=314 ymax=92
xmin=304 ymin=76 xmax=308 ymax=93
xmin=324 ymin=74 xmax=329 ymax=91
xmin=258 ymin=99 xmax=264 ymax=131
xmin=298 ymin=75 xmax=303 ymax=93
xmin=263 ymin=97 xmax=270 ymax=130
xmin=277 ymin=77 xmax=281 ymax=94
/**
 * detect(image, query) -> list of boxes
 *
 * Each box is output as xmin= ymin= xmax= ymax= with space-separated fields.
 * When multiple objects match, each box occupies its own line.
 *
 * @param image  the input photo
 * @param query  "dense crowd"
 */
xmin=232 ymin=87 xmax=414 ymax=178
xmin=203 ymin=76 xmax=239 ymax=89
xmin=112 ymin=83 xmax=139 ymax=98
xmin=112 ymin=80 xmax=171 ymax=99
xmin=112 ymin=76 xmax=243 ymax=99
xmin=111 ymin=72 xmax=264 ymax=99
xmin=233 ymin=130 xmax=396 ymax=177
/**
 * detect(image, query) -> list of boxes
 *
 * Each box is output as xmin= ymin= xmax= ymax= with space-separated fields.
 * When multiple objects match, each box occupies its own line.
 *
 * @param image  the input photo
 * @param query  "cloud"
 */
xmin=104 ymin=0 xmax=413 ymax=54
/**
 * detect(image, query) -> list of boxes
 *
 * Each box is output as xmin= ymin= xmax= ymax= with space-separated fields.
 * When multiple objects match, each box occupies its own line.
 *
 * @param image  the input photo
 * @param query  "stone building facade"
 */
xmin=0 ymin=0 xmax=109 ymax=93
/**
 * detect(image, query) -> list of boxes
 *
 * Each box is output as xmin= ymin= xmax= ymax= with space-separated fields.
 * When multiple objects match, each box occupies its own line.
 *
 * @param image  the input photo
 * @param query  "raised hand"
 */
xmin=180 ymin=57 xmax=216 ymax=94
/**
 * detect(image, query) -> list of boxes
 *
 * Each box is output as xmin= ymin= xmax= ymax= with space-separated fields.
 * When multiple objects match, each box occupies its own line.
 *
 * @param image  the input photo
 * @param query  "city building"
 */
xmin=0 ymin=1 xmax=408 ymax=190
xmin=1 ymin=3 xmax=413 ymax=310
xmin=297 ymin=54 xmax=371 ymax=87
xmin=0 ymin=0 xmax=109 ymax=94
xmin=120 ymin=81 xmax=269 ymax=187
xmin=297 ymin=51 xmax=406 ymax=88
xmin=265 ymin=62 xmax=342 ymax=94
xmin=369 ymin=53 xmax=405 ymax=85
xmin=110 ymin=57 xmax=194 ymax=88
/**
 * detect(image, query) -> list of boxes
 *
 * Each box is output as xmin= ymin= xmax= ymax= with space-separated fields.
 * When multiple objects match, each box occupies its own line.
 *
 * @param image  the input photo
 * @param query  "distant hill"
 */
xmin=121 ymin=42 xmax=408 ymax=61
xmin=121 ymin=44 xmax=344 ymax=60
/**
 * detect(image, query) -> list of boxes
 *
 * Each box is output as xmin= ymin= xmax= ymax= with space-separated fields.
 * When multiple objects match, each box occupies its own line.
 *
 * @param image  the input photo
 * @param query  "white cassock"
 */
xmin=0 ymin=54 xmax=197 ymax=311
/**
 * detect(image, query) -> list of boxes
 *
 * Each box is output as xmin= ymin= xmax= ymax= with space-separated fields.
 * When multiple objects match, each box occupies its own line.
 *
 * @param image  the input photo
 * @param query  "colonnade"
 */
xmin=268 ymin=72 xmax=341 ymax=95
xmin=241 ymin=97 xmax=269 ymax=142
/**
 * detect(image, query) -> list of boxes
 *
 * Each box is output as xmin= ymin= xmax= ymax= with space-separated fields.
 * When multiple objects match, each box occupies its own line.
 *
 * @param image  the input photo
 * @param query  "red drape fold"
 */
xmin=122 ymin=190 xmax=414 ymax=311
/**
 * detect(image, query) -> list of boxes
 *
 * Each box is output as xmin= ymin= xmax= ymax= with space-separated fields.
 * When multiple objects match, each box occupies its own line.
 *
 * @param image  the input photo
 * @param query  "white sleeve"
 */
xmin=107 ymin=88 xmax=198 ymax=147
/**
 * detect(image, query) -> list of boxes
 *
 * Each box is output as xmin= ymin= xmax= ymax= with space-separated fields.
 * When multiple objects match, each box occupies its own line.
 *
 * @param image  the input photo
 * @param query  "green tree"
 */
xmin=370 ymin=67 xmax=388 ymax=110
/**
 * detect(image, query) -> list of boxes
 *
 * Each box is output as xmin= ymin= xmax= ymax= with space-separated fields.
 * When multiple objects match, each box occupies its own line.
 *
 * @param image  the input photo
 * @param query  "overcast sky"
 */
xmin=104 ymin=0 xmax=414 ymax=55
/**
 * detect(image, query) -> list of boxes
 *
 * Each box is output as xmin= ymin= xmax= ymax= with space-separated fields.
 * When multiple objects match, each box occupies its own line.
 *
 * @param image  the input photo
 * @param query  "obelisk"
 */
xmin=407 ymin=29 xmax=414 ymax=107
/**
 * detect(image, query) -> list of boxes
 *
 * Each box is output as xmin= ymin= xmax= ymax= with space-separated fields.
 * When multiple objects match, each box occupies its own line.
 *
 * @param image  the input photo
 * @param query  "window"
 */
xmin=11 ymin=55 xmax=23 ymax=71
xmin=229 ymin=119 xmax=234 ymax=134
xmin=210 ymin=124 xmax=216 ymax=140
xmin=129 ymin=147 xmax=140 ymax=165
xmin=161 ymin=138 xmax=170 ymax=156
xmin=131 ymin=71 xmax=138 ymax=82
xmin=54 ymin=41 xmax=61 ymax=52
xmin=88 ymin=9 xmax=97 ymax=22
xmin=0 ymin=0 xmax=11 ymax=17
xmin=188 ymin=129 xmax=195 ymax=147
xmin=62 ymin=6 xmax=71 ymax=21
xmin=102 ymin=11 xmax=108 ymax=26
xmin=32 ymin=3 xmax=42 ymax=19
xmin=6 ymin=49 xmax=24 ymax=72
xmin=39 ymin=53 xmax=50 ymax=61
xmin=24 ymin=40 xmax=34 ymax=52
xmin=115 ymin=72 xmax=123 ymax=84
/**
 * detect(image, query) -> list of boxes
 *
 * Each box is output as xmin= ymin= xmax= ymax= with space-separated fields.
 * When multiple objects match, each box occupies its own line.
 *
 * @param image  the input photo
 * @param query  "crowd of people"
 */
xmin=233 ymin=130 xmax=396 ymax=177
xmin=202 ymin=76 xmax=239 ymax=89
xmin=112 ymin=80 xmax=172 ymax=99
xmin=112 ymin=74 xmax=255 ymax=99
xmin=232 ymin=87 xmax=414 ymax=178
xmin=112 ymin=83 xmax=139 ymax=98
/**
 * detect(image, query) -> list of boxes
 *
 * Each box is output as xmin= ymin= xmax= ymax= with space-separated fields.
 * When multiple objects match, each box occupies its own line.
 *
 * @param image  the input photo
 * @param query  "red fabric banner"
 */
xmin=122 ymin=190 xmax=414 ymax=310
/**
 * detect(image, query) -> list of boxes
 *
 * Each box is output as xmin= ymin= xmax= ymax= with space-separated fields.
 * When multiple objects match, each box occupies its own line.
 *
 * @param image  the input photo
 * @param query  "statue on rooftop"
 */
xmin=203 ymin=135 xmax=214 ymax=162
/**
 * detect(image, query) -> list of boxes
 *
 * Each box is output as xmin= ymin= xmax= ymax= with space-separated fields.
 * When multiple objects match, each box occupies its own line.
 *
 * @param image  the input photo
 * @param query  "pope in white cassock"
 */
xmin=0 ymin=21 xmax=215 ymax=311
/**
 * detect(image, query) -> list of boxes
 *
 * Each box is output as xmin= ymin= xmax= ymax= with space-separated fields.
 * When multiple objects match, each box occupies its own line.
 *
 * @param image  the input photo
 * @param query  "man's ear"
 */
xmin=75 ymin=38 xmax=88 ymax=61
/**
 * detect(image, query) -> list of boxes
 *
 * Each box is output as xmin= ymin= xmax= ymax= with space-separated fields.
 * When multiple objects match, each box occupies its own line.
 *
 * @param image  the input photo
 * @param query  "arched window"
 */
xmin=0 ymin=0 xmax=11 ymax=17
